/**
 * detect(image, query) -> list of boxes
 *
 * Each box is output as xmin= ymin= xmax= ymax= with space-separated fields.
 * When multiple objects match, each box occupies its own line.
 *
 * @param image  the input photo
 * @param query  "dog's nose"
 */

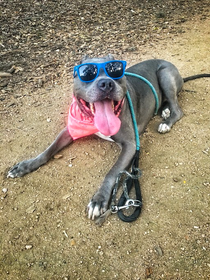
xmin=97 ymin=78 xmax=115 ymax=93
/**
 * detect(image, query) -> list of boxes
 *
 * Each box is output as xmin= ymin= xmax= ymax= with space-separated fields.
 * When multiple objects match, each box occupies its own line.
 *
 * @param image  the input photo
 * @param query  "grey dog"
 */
xmin=7 ymin=55 xmax=209 ymax=220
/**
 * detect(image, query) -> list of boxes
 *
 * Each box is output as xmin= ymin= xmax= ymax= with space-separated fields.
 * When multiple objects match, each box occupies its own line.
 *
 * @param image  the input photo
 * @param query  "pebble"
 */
xmin=62 ymin=194 xmax=71 ymax=200
xmin=63 ymin=230 xmax=69 ymax=238
xmin=0 ymin=72 xmax=12 ymax=77
xmin=26 ymin=205 xmax=36 ymax=214
xmin=154 ymin=246 xmax=163 ymax=256
xmin=54 ymin=154 xmax=63 ymax=159
xmin=2 ymin=188 xmax=8 ymax=193
xmin=173 ymin=177 xmax=180 ymax=182
xmin=70 ymin=239 xmax=76 ymax=246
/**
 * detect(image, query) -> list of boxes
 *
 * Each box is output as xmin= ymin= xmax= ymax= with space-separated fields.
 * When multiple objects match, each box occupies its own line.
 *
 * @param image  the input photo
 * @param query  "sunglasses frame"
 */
xmin=73 ymin=60 xmax=127 ymax=83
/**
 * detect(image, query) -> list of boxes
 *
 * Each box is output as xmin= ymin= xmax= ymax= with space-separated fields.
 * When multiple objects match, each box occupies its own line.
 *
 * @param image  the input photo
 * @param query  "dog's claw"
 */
xmin=87 ymin=203 xmax=103 ymax=220
xmin=7 ymin=164 xmax=23 ymax=178
xmin=7 ymin=171 xmax=14 ymax=178
xmin=87 ymin=203 xmax=101 ymax=220
xmin=87 ymin=193 xmax=108 ymax=220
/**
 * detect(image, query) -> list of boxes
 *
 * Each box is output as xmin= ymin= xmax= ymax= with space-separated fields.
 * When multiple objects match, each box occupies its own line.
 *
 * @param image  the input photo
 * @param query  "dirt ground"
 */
xmin=0 ymin=1 xmax=210 ymax=279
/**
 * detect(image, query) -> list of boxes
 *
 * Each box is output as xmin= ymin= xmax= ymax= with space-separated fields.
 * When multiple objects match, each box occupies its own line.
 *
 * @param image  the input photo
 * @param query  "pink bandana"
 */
xmin=68 ymin=98 xmax=98 ymax=140
xmin=67 ymin=97 xmax=124 ymax=140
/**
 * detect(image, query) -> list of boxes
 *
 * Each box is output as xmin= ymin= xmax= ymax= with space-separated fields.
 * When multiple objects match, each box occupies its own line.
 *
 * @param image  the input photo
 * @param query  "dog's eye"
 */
xmin=79 ymin=64 xmax=98 ymax=82
xmin=105 ymin=62 xmax=124 ymax=79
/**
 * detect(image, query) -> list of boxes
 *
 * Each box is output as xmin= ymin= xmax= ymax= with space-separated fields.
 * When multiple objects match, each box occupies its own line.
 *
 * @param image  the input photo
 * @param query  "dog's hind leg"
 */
xmin=157 ymin=63 xmax=184 ymax=133
xmin=7 ymin=127 xmax=73 ymax=178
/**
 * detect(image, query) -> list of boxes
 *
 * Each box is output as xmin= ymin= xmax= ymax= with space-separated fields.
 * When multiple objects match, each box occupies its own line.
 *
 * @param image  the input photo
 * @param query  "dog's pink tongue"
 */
xmin=94 ymin=100 xmax=121 ymax=136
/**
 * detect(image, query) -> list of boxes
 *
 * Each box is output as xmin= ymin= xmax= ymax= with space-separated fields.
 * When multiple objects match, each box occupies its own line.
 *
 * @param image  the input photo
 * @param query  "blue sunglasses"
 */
xmin=73 ymin=60 xmax=127 ymax=83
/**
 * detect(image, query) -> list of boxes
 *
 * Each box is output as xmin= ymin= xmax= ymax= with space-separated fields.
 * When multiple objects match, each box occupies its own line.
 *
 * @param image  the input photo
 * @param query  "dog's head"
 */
xmin=73 ymin=54 xmax=127 ymax=136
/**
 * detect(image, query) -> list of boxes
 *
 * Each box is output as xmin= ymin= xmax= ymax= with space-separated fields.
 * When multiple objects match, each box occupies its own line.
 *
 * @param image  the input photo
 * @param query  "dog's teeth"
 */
xmin=112 ymin=101 xmax=114 ymax=111
xmin=90 ymin=103 xmax=95 ymax=114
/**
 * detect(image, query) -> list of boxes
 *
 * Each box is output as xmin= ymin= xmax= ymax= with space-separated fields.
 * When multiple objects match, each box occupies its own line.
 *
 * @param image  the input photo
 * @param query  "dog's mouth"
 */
xmin=78 ymin=98 xmax=124 ymax=136
xmin=78 ymin=98 xmax=124 ymax=117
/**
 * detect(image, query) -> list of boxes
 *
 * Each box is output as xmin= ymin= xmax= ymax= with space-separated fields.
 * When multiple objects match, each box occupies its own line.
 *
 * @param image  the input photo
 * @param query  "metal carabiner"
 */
xmin=111 ymin=204 xmax=129 ymax=213
xmin=125 ymin=199 xmax=142 ymax=208
xmin=111 ymin=199 xmax=141 ymax=213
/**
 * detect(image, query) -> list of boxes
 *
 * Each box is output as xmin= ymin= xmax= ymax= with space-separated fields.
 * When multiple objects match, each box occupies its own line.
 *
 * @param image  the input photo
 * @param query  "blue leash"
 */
xmin=124 ymin=71 xmax=159 ymax=150
xmin=113 ymin=72 xmax=159 ymax=222
xmin=125 ymin=72 xmax=159 ymax=115
xmin=125 ymin=89 xmax=140 ymax=151
xmin=124 ymin=71 xmax=159 ymax=151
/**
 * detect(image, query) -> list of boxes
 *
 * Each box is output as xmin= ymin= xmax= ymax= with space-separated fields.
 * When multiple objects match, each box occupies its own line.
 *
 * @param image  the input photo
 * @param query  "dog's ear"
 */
xmin=80 ymin=54 xmax=89 ymax=63
xmin=107 ymin=54 xmax=115 ymax=60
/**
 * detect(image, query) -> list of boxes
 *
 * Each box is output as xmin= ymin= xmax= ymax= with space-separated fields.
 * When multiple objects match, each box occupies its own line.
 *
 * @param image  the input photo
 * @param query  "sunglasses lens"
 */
xmin=78 ymin=64 xmax=97 ymax=82
xmin=105 ymin=61 xmax=124 ymax=79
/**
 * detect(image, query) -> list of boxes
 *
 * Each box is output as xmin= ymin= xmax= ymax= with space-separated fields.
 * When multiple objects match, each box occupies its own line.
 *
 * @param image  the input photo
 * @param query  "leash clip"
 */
xmin=111 ymin=199 xmax=141 ymax=214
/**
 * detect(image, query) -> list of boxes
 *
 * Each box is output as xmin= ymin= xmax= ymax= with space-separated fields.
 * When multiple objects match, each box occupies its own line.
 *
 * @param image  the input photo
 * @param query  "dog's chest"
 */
xmin=95 ymin=132 xmax=114 ymax=142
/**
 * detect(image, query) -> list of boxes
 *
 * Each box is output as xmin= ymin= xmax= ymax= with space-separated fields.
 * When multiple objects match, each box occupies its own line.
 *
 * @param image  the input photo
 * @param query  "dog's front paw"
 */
xmin=7 ymin=159 xmax=35 ymax=178
xmin=87 ymin=192 xmax=109 ymax=220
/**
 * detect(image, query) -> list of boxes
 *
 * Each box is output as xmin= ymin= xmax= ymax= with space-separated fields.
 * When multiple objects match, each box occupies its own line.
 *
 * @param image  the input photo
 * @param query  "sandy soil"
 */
xmin=1 ymin=17 xmax=210 ymax=280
